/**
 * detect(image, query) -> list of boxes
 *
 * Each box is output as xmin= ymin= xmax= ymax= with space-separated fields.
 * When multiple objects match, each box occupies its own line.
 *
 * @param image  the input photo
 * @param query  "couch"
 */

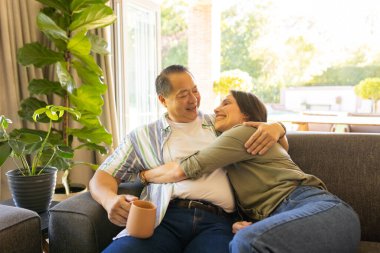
xmin=48 ymin=132 xmax=380 ymax=253
xmin=0 ymin=204 xmax=42 ymax=253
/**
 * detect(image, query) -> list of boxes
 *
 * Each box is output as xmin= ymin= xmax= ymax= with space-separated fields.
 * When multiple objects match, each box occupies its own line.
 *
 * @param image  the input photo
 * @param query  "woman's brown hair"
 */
xmin=230 ymin=90 xmax=267 ymax=122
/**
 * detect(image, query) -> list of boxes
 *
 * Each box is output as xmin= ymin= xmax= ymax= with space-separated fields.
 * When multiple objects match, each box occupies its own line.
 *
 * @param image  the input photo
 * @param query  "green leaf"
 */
xmin=18 ymin=97 xmax=49 ymax=123
xmin=87 ymin=33 xmax=109 ymax=55
xmin=56 ymin=62 xmax=75 ymax=93
xmin=70 ymin=85 xmax=104 ymax=115
xmin=0 ymin=115 xmax=12 ymax=130
xmin=12 ymin=128 xmax=63 ymax=146
xmin=32 ymin=107 xmax=47 ymax=122
xmin=41 ymin=7 xmax=71 ymax=33
xmin=70 ymin=4 xmax=116 ymax=32
xmin=0 ymin=142 xmax=12 ymax=166
xmin=72 ymin=60 xmax=104 ymax=87
xmin=18 ymin=133 xmax=43 ymax=144
xmin=40 ymin=8 xmax=68 ymax=51
xmin=72 ymin=53 xmax=103 ymax=75
xmin=45 ymin=109 xmax=59 ymax=121
xmin=68 ymin=31 xmax=91 ymax=56
xmin=74 ymin=112 xmax=101 ymax=127
xmin=56 ymin=145 xmax=74 ymax=159
xmin=18 ymin=133 xmax=43 ymax=155
xmin=36 ymin=0 xmax=70 ymax=14
xmin=68 ymin=126 xmax=112 ymax=145
xmin=40 ymin=149 xmax=71 ymax=170
xmin=29 ymin=79 xmax=66 ymax=96
xmin=8 ymin=139 xmax=26 ymax=156
xmin=71 ymin=0 xmax=108 ymax=13
xmin=37 ymin=12 xmax=68 ymax=42
xmin=77 ymin=142 xmax=108 ymax=154
xmin=17 ymin=43 xmax=64 ymax=68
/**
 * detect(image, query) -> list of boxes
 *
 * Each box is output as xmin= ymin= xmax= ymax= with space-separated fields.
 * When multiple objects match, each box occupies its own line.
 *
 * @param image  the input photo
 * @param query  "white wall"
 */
xmin=281 ymin=86 xmax=372 ymax=113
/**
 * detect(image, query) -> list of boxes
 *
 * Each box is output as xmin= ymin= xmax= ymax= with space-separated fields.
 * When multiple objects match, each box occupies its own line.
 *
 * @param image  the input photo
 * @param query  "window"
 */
xmin=112 ymin=0 xmax=160 ymax=138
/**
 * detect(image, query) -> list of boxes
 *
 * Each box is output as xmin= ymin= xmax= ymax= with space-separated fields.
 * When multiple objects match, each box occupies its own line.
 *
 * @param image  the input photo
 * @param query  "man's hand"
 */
xmin=243 ymin=122 xmax=285 ymax=155
xmin=104 ymin=194 xmax=138 ymax=227
xmin=232 ymin=221 xmax=252 ymax=234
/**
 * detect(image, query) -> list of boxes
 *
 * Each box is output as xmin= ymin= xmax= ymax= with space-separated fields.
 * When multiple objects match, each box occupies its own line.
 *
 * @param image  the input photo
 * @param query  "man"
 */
xmin=90 ymin=65 xmax=286 ymax=252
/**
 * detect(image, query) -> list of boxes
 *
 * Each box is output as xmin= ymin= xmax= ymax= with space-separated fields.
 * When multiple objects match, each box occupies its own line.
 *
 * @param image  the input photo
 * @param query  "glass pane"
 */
xmin=126 ymin=4 xmax=159 ymax=130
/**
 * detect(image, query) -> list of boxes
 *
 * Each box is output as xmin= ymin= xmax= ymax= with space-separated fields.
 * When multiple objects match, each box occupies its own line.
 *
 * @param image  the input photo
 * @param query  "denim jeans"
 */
xmin=230 ymin=186 xmax=361 ymax=253
xmin=102 ymin=205 xmax=233 ymax=253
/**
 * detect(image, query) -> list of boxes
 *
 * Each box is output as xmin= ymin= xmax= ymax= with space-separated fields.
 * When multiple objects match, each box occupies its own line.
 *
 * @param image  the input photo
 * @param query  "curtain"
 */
xmin=0 ymin=0 xmax=44 ymax=200
xmin=0 ymin=0 xmax=119 ymax=200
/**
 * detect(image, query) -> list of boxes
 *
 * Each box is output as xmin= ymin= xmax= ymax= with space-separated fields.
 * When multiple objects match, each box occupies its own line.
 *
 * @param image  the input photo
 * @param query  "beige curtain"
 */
xmin=0 ymin=0 xmax=44 ymax=200
xmin=96 ymin=26 xmax=119 ymax=151
xmin=0 ymin=0 xmax=119 ymax=199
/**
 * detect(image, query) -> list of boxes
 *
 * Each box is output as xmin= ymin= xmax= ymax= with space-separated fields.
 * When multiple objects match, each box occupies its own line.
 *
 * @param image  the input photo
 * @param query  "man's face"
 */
xmin=159 ymin=72 xmax=201 ymax=123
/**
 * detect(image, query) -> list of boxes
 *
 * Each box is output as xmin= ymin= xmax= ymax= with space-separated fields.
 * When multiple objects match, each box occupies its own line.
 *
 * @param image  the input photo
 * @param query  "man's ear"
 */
xmin=158 ymin=95 xmax=167 ymax=107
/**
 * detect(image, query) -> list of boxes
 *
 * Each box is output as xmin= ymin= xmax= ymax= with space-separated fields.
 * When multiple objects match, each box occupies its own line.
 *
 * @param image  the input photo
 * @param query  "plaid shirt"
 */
xmin=99 ymin=112 xmax=216 ymax=228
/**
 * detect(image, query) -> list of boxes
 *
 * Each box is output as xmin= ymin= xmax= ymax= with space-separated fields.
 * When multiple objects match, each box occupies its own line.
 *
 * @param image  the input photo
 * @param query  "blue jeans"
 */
xmin=230 ymin=186 xmax=361 ymax=253
xmin=103 ymin=205 xmax=233 ymax=253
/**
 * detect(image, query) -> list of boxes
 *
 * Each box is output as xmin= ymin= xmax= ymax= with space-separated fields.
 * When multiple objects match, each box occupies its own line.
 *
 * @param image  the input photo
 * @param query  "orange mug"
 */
xmin=126 ymin=200 xmax=157 ymax=238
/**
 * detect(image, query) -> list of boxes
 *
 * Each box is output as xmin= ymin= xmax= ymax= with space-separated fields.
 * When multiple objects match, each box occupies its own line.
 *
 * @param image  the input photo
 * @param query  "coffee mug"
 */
xmin=126 ymin=200 xmax=157 ymax=238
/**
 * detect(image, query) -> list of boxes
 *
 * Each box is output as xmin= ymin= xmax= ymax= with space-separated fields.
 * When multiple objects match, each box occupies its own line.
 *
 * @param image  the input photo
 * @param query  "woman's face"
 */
xmin=214 ymin=94 xmax=247 ymax=132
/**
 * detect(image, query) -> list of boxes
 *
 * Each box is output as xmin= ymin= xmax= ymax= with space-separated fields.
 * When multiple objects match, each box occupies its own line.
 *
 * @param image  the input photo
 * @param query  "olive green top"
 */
xmin=180 ymin=125 xmax=326 ymax=220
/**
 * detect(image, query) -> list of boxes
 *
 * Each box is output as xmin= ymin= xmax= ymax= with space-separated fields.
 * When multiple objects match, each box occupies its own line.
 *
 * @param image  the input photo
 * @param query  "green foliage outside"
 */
xmin=161 ymin=0 xmax=188 ymax=68
xmin=14 ymin=0 xmax=115 ymax=193
xmin=354 ymin=78 xmax=380 ymax=112
xmin=214 ymin=70 xmax=253 ymax=95
xmin=307 ymin=66 xmax=380 ymax=86
xmin=160 ymin=0 xmax=380 ymax=105
xmin=221 ymin=2 xmax=264 ymax=80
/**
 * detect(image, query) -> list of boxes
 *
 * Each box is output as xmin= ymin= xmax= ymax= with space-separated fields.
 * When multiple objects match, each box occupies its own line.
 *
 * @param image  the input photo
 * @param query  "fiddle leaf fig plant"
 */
xmin=16 ymin=0 xmax=115 ymax=194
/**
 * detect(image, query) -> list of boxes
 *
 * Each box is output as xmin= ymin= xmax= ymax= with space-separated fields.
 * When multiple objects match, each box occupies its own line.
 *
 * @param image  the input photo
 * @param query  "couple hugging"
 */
xmin=90 ymin=65 xmax=360 ymax=253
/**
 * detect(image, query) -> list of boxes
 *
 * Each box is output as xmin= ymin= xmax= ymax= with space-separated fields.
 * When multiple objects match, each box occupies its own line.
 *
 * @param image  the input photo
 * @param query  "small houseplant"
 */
xmin=16 ymin=0 xmax=115 ymax=195
xmin=0 ymin=106 xmax=79 ymax=212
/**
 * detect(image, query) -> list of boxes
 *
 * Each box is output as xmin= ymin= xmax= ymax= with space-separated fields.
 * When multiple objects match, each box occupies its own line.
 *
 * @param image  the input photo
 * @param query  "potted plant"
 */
xmin=16 ymin=0 xmax=115 ymax=195
xmin=0 ymin=106 xmax=79 ymax=212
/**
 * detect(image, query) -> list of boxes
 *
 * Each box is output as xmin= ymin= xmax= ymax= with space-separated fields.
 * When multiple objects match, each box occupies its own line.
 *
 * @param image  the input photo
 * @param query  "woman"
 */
xmin=143 ymin=90 xmax=360 ymax=253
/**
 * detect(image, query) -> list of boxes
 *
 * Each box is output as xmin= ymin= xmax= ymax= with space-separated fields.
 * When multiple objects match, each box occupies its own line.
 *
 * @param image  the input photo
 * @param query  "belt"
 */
xmin=169 ymin=199 xmax=231 ymax=218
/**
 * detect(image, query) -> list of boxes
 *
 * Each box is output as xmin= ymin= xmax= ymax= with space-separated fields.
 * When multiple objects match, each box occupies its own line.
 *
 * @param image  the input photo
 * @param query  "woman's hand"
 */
xmin=232 ymin=221 xmax=252 ymax=234
xmin=144 ymin=162 xmax=187 ymax=184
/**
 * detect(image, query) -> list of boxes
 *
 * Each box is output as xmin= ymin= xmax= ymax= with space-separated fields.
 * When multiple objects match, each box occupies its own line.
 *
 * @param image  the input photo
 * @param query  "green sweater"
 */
xmin=180 ymin=125 xmax=326 ymax=220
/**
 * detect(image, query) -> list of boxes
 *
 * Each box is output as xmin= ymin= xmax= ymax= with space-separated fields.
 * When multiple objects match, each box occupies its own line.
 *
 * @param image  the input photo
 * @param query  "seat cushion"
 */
xmin=0 ymin=204 xmax=42 ymax=253
xmin=358 ymin=241 xmax=380 ymax=253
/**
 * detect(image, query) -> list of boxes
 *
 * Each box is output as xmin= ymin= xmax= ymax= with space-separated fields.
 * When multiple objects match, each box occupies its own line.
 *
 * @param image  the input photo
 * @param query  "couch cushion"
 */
xmin=287 ymin=133 xmax=380 ymax=242
xmin=0 ymin=204 xmax=42 ymax=253
xmin=358 ymin=241 xmax=380 ymax=253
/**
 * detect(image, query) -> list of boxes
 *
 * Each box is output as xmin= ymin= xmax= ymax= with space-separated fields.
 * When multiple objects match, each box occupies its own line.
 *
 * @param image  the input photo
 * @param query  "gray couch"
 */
xmin=49 ymin=132 xmax=380 ymax=253
xmin=0 ymin=204 xmax=42 ymax=253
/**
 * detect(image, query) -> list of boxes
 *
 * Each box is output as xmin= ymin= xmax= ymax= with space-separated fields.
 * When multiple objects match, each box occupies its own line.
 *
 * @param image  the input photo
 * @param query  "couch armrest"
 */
xmin=49 ymin=181 xmax=144 ymax=253
xmin=0 ymin=204 xmax=42 ymax=253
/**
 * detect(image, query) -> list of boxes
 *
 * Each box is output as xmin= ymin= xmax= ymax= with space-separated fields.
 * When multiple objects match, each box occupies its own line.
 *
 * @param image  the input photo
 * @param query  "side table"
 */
xmin=0 ymin=199 xmax=59 ymax=253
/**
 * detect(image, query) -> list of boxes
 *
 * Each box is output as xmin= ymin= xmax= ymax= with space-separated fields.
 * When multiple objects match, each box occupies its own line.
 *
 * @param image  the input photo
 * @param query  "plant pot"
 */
xmin=53 ymin=183 xmax=87 ymax=201
xmin=6 ymin=167 xmax=57 ymax=213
